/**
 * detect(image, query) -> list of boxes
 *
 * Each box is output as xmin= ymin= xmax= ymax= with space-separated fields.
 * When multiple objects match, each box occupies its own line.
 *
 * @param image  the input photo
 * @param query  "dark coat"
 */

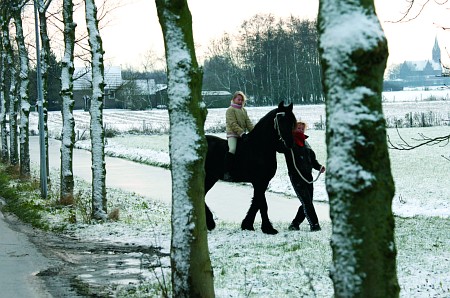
xmin=286 ymin=139 xmax=323 ymax=179
xmin=284 ymin=138 xmax=323 ymax=226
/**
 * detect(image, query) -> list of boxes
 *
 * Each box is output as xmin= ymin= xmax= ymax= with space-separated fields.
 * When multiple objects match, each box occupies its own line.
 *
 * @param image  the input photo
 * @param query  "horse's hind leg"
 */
xmin=205 ymin=204 xmax=215 ymax=231
xmin=204 ymin=176 xmax=218 ymax=231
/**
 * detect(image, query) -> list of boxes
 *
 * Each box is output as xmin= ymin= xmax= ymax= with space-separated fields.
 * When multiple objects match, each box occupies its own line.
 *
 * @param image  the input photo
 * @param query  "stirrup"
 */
xmin=223 ymin=172 xmax=233 ymax=182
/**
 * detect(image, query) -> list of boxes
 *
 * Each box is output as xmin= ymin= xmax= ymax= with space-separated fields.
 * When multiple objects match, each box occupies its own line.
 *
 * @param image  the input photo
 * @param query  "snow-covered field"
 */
xmin=29 ymin=99 xmax=450 ymax=219
xmin=30 ymin=98 xmax=450 ymax=137
xmin=383 ymin=87 xmax=450 ymax=102
xmin=26 ymin=98 xmax=450 ymax=297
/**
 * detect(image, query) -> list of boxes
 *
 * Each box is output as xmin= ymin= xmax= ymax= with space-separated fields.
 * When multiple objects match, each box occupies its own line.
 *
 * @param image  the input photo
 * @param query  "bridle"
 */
xmin=273 ymin=112 xmax=289 ymax=149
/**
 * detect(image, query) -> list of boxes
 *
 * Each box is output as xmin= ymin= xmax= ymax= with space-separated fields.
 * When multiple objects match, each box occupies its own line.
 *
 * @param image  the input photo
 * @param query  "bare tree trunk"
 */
xmin=85 ymin=0 xmax=107 ymax=220
xmin=13 ymin=4 xmax=31 ymax=177
xmin=8 ymin=51 xmax=19 ymax=167
xmin=0 ymin=11 xmax=9 ymax=163
xmin=155 ymin=0 xmax=215 ymax=297
xmin=1 ymin=7 xmax=17 ymax=166
xmin=318 ymin=1 xmax=399 ymax=297
xmin=37 ymin=0 xmax=52 ymax=182
xmin=60 ymin=0 xmax=76 ymax=204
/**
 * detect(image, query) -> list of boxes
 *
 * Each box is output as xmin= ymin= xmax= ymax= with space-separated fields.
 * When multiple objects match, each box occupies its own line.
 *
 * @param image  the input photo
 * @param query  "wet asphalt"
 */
xmin=28 ymin=136 xmax=330 ymax=224
xmin=0 ymin=199 xmax=52 ymax=298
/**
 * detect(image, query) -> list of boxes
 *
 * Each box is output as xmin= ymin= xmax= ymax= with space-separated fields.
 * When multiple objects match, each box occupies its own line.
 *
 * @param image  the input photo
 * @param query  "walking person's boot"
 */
xmin=223 ymin=152 xmax=235 ymax=181
xmin=288 ymin=220 xmax=301 ymax=231
xmin=288 ymin=206 xmax=305 ymax=231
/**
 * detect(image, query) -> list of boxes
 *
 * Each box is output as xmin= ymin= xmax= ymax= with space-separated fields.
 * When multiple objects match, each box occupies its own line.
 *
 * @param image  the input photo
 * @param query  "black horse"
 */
xmin=204 ymin=101 xmax=297 ymax=234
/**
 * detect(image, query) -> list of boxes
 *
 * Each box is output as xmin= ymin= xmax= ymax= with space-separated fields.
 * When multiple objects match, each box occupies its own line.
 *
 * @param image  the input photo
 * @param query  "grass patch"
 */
xmin=0 ymin=164 xmax=50 ymax=230
xmin=1 ymin=159 xmax=449 ymax=297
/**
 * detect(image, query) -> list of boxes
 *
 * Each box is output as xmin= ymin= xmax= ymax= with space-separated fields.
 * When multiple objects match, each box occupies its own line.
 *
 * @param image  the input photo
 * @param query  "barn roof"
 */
xmin=73 ymin=66 xmax=123 ymax=90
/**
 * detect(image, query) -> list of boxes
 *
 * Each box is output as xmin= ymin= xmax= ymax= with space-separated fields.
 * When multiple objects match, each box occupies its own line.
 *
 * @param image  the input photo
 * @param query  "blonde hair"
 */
xmin=296 ymin=121 xmax=308 ymax=130
xmin=230 ymin=91 xmax=247 ymax=105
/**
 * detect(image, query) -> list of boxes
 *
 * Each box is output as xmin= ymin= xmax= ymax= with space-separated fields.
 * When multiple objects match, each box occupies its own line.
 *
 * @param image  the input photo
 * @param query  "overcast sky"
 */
xmin=81 ymin=0 xmax=448 ymax=70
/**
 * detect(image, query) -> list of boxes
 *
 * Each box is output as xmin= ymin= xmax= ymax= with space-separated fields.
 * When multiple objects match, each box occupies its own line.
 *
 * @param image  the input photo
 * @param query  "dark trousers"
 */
xmin=289 ymin=173 xmax=319 ymax=226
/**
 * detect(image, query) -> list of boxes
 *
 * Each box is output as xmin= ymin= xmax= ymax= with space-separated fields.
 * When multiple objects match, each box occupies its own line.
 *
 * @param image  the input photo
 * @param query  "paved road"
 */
xmin=29 ymin=136 xmax=330 ymax=224
xmin=0 ymin=199 xmax=52 ymax=298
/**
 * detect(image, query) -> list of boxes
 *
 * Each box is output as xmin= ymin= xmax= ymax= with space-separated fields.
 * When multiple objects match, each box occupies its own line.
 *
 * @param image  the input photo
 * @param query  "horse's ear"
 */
xmin=278 ymin=101 xmax=285 ymax=109
xmin=287 ymin=102 xmax=293 ymax=111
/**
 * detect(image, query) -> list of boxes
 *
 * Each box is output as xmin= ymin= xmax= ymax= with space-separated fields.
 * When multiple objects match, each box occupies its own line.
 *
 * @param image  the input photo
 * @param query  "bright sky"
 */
xmin=91 ymin=0 xmax=448 ymax=70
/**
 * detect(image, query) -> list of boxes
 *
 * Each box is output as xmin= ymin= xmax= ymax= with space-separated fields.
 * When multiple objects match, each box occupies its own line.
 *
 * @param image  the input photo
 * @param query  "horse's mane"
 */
xmin=252 ymin=107 xmax=279 ymax=132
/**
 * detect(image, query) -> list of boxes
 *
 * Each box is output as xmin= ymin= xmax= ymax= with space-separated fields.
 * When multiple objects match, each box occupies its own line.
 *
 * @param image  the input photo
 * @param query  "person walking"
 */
xmin=285 ymin=121 xmax=325 ymax=231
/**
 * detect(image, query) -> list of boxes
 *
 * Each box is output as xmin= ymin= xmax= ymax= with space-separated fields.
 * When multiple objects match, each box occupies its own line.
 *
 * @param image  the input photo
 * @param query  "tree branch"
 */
xmin=387 ymin=127 xmax=450 ymax=162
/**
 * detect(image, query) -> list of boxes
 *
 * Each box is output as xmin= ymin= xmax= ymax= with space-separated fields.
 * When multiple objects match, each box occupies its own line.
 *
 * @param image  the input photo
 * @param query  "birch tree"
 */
xmin=318 ymin=1 xmax=399 ymax=297
xmin=6 ymin=30 xmax=19 ymax=168
xmin=85 ymin=0 xmax=107 ymax=219
xmin=0 ymin=8 xmax=9 ymax=163
xmin=12 ymin=1 xmax=31 ymax=177
xmin=36 ymin=0 xmax=53 ymax=181
xmin=59 ymin=0 xmax=76 ymax=203
xmin=155 ymin=0 xmax=214 ymax=296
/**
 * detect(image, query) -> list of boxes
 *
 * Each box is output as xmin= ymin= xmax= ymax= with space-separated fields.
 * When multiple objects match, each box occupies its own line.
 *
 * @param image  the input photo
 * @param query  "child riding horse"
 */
xmin=204 ymin=101 xmax=296 ymax=234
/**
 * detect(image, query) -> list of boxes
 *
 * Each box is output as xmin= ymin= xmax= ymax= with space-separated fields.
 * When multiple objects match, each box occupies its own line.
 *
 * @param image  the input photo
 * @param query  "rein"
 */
xmin=274 ymin=110 xmax=323 ymax=184
xmin=289 ymin=148 xmax=324 ymax=184
xmin=273 ymin=112 xmax=288 ymax=148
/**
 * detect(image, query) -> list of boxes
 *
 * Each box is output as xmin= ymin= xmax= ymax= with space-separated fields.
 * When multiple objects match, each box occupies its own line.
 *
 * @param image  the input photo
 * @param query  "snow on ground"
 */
xmin=25 ymin=98 xmax=450 ymax=297
xmin=30 ymin=99 xmax=449 ymax=219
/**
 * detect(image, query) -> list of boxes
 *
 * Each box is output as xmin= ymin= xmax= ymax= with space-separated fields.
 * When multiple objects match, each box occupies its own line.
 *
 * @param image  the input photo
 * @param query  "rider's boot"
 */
xmin=223 ymin=152 xmax=235 ymax=181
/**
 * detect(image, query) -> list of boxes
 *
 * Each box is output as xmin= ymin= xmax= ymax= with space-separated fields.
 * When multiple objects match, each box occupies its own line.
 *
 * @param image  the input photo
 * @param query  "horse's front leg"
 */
xmin=241 ymin=181 xmax=278 ymax=235
xmin=258 ymin=191 xmax=278 ymax=235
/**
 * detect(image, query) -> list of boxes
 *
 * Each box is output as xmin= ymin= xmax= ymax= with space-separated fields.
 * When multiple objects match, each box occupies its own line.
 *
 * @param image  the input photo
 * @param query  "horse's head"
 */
xmin=273 ymin=101 xmax=296 ymax=152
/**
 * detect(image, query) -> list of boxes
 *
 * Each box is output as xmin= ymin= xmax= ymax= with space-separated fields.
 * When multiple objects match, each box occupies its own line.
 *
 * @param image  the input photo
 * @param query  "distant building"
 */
xmin=73 ymin=66 xmax=123 ymax=110
xmin=73 ymin=66 xmax=233 ymax=109
xmin=385 ymin=36 xmax=450 ymax=90
xmin=119 ymin=79 xmax=168 ymax=110
xmin=202 ymin=90 xmax=232 ymax=108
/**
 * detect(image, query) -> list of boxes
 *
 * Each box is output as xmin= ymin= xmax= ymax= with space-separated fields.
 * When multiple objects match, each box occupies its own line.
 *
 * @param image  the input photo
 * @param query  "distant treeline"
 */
xmin=201 ymin=15 xmax=323 ymax=106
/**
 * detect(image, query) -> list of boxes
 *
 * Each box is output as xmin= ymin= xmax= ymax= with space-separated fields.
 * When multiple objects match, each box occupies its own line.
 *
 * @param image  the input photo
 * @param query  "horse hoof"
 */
xmin=262 ymin=225 xmax=278 ymax=235
xmin=241 ymin=221 xmax=255 ymax=231
xmin=207 ymin=220 xmax=216 ymax=231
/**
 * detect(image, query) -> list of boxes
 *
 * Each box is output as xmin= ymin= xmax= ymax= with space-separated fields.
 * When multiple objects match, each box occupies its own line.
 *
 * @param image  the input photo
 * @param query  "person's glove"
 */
xmin=241 ymin=133 xmax=249 ymax=142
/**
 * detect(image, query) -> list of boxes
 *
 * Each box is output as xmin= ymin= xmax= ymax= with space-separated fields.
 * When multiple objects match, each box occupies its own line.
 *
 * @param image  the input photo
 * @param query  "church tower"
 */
xmin=432 ymin=36 xmax=441 ymax=63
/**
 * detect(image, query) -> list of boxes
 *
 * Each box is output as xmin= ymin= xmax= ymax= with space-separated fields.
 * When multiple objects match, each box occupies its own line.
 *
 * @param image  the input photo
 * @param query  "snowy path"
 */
xmin=29 ymin=136 xmax=330 ymax=225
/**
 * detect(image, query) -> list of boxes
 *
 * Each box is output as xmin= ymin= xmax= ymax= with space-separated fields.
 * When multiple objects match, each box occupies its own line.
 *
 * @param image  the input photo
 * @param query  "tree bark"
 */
xmin=318 ymin=1 xmax=399 ymax=297
xmin=85 ymin=0 xmax=107 ymax=220
xmin=7 ymin=45 xmax=19 ymax=167
xmin=60 ymin=0 xmax=76 ymax=204
xmin=1 ymin=5 xmax=17 ymax=166
xmin=37 ymin=0 xmax=52 ymax=182
xmin=0 ymin=9 xmax=10 ymax=164
xmin=155 ymin=0 xmax=215 ymax=297
xmin=13 ymin=4 xmax=31 ymax=177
